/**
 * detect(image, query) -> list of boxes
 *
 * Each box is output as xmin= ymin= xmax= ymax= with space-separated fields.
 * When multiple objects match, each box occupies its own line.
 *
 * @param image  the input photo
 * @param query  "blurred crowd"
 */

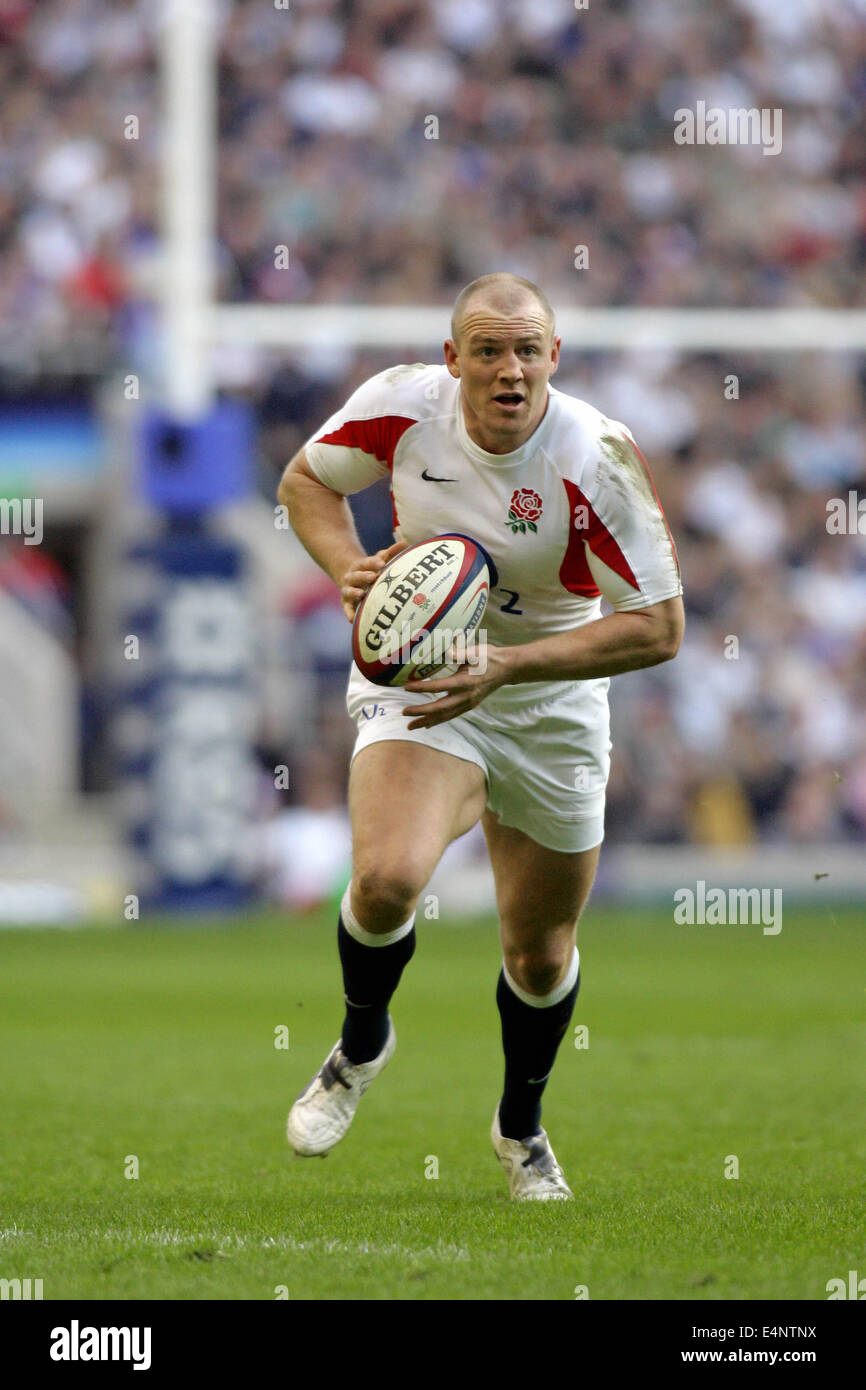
xmin=0 ymin=0 xmax=865 ymax=862
xmin=2 ymin=0 xmax=866 ymax=377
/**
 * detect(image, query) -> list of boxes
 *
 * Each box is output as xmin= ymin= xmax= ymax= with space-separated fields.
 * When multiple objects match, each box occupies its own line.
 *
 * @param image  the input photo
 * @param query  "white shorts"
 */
xmin=346 ymin=666 xmax=611 ymax=854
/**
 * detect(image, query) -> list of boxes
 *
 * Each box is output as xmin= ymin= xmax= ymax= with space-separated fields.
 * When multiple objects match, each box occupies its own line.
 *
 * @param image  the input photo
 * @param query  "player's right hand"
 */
xmin=340 ymin=541 xmax=406 ymax=622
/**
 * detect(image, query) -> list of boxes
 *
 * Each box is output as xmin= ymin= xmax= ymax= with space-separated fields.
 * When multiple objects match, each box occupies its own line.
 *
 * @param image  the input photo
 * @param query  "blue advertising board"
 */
xmin=118 ymin=404 xmax=260 ymax=912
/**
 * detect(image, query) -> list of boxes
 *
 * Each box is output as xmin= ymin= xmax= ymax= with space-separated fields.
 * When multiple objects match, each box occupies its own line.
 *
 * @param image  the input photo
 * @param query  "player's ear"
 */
xmin=444 ymin=339 xmax=461 ymax=377
xmin=548 ymin=335 xmax=562 ymax=376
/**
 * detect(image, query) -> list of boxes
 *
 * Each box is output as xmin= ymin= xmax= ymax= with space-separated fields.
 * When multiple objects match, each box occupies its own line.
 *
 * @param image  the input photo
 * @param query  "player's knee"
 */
xmin=503 ymin=942 xmax=572 ymax=998
xmin=352 ymin=864 xmax=424 ymax=931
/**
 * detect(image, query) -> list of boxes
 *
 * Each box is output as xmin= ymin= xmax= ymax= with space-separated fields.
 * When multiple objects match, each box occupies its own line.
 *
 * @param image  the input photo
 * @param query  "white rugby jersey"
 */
xmin=304 ymin=364 xmax=682 ymax=668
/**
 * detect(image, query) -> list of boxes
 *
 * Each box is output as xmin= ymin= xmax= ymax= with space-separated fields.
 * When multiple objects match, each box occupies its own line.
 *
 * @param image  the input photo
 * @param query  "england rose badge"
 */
xmin=506 ymin=488 xmax=543 ymax=534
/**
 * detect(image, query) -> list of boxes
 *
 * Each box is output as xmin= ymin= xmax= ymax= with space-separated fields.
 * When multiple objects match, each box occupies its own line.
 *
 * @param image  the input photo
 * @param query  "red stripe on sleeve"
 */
xmin=560 ymin=479 xmax=640 ymax=596
xmin=317 ymin=415 xmax=417 ymax=470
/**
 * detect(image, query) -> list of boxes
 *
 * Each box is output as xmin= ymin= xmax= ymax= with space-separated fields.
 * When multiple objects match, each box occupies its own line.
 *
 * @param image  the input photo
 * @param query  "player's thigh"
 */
xmin=483 ymin=812 xmax=599 ymax=986
xmin=349 ymin=740 xmax=487 ymax=902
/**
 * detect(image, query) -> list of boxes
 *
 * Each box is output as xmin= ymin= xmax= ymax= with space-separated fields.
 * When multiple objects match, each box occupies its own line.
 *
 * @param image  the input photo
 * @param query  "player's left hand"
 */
xmin=401 ymin=645 xmax=512 ymax=729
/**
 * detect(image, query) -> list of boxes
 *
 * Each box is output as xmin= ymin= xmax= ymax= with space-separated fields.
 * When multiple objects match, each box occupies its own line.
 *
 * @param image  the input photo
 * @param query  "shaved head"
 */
xmin=451 ymin=272 xmax=555 ymax=345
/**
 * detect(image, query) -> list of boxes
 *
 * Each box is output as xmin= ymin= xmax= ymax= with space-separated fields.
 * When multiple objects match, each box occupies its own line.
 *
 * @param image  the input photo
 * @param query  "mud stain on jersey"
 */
xmin=381 ymin=363 xmax=431 ymax=385
xmin=598 ymin=428 xmax=669 ymax=548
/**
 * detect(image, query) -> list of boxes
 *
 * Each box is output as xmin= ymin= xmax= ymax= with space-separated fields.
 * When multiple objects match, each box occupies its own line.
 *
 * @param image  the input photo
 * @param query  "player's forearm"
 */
xmin=278 ymin=469 xmax=365 ymax=587
xmin=502 ymin=607 xmax=682 ymax=684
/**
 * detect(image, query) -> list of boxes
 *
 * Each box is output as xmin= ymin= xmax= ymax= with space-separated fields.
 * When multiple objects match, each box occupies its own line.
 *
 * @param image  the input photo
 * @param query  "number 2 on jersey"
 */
xmin=499 ymin=588 xmax=523 ymax=615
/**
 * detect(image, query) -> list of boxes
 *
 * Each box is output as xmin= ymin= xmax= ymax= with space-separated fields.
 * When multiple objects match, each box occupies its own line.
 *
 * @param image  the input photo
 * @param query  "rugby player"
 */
xmin=277 ymin=273 xmax=684 ymax=1200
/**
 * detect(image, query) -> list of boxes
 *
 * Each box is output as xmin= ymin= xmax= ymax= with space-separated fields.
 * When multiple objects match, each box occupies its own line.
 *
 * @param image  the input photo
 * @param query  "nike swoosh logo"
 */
xmin=421 ymin=468 xmax=458 ymax=482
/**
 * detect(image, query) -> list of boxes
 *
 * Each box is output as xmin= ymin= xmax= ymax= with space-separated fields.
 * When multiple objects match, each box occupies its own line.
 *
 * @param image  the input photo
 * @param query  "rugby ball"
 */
xmin=352 ymin=534 xmax=496 ymax=687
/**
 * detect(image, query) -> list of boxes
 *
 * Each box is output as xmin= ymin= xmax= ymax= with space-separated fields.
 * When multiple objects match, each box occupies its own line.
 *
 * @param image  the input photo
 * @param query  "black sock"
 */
xmin=496 ymin=957 xmax=580 ymax=1140
xmin=337 ymin=914 xmax=416 ymax=1063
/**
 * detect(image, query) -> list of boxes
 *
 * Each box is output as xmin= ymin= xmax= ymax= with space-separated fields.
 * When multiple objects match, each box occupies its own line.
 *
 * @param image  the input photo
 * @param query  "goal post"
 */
xmin=161 ymin=0 xmax=217 ymax=419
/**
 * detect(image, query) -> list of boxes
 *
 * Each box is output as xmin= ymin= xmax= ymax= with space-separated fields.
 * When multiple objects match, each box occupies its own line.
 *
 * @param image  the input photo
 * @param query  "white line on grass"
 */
xmin=1 ymin=1227 xmax=470 ymax=1263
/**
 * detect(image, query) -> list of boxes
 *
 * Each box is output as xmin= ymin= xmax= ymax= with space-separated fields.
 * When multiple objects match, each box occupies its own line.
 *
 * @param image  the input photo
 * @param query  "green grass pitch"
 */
xmin=0 ymin=904 xmax=862 ymax=1301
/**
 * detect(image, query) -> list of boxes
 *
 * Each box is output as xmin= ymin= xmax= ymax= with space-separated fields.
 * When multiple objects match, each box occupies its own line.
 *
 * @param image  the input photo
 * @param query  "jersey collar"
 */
xmin=456 ymin=387 xmax=554 ymax=468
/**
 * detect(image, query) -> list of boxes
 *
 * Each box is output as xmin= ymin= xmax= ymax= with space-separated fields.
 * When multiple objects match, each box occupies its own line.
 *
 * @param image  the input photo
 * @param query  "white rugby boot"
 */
xmin=286 ymin=1020 xmax=396 ymax=1157
xmin=491 ymin=1106 xmax=574 ymax=1201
